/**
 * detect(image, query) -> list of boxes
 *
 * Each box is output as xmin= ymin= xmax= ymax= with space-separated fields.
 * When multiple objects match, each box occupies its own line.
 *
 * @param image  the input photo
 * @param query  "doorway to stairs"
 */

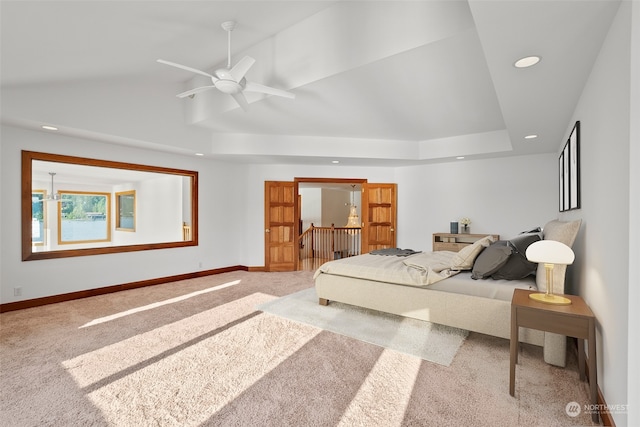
xmin=263 ymin=178 xmax=397 ymax=272
xmin=298 ymin=179 xmax=365 ymax=271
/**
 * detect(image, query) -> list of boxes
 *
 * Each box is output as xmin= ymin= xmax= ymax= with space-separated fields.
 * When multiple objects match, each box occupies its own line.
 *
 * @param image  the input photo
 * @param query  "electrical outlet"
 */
xmin=14 ymin=287 xmax=22 ymax=297
xmin=198 ymin=262 xmax=203 ymax=269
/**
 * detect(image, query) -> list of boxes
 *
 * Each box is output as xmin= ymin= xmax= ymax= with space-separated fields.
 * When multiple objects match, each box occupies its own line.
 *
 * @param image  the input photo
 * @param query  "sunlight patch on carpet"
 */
xmin=65 ymin=291 xmax=272 ymax=388
xmin=257 ymin=287 xmax=468 ymax=366
xmin=80 ymin=280 xmax=241 ymax=328
xmin=338 ymin=349 xmax=422 ymax=427
xmin=63 ymin=292 xmax=323 ymax=426
xmin=85 ymin=314 xmax=321 ymax=426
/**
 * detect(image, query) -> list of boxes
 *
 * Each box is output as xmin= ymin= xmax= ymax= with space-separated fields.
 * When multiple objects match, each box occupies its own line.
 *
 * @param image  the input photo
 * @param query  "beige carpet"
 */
xmin=0 ymin=270 xmax=600 ymax=426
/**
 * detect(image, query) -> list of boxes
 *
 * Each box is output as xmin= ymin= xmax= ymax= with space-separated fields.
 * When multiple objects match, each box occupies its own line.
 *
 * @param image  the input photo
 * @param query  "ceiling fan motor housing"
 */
xmin=214 ymin=69 xmax=244 ymax=94
xmin=214 ymin=79 xmax=244 ymax=94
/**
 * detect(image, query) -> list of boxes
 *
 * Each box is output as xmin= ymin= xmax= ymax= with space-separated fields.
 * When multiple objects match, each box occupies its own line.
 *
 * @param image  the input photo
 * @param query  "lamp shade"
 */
xmin=525 ymin=240 xmax=575 ymax=265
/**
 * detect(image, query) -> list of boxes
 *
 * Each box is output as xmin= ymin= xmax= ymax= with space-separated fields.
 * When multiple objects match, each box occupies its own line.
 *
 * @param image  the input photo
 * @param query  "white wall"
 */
xmin=299 ymin=188 xmax=321 ymax=231
xmin=0 ymin=125 xmax=247 ymax=303
xmin=182 ymin=176 xmax=192 ymax=227
xmin=111 ymin=177 xmax=184 ymax=246
xmin=300 ymin=188 xmax=362 ymax=230
xmin=321 ymin=188 xmax=350 ymax=227
xmin=135 ymin=175 xmax=183 ymax=242
xmin=559 ymin=2 xmax=633 ymax=425
xmin=395 ymin=153 xmax=557 ymax=250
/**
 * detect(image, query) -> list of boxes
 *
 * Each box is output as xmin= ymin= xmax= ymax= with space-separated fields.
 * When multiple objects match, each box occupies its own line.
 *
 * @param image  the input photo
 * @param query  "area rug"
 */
xmin=257 ymin=287 xmax=468 ymax=366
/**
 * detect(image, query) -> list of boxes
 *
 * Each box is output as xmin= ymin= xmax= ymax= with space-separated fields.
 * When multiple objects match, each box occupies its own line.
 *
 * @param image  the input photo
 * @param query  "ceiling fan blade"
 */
xmin=176 ymin=86 xmax=216 ymax=98
xmin=229 ymin=56 xmax=255 ymax=82
xmin=245 ymin=81 xmax=295 ymax=99
xmin=157 ymin=59 xmax=217 ymax=80
xmin=231 ymin=92 xmax=250 ymax=112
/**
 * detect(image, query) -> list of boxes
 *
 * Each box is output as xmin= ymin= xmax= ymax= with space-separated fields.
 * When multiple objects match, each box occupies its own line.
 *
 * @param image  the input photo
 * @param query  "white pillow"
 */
xmin=451 ymin=235 xmax=495 ymax=270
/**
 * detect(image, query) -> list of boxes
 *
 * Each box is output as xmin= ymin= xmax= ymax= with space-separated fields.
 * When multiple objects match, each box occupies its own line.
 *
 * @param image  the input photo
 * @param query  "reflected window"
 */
xmin=116 ymin=190 xmax=135 ymax=231
xmin=32 ymin=190 xmax=46 ymax=246
xmin=58 ymin=191 xmax=111 ymax=244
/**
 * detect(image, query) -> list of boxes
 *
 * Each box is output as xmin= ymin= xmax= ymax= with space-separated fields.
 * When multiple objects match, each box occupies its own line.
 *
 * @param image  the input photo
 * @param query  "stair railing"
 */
xmin=299 ymin=223 xmax=361 ymax=261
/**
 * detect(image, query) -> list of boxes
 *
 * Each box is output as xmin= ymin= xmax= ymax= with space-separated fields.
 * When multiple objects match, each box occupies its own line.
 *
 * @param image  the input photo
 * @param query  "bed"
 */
xmin=314 ymin=219 xmax=582 ymax=367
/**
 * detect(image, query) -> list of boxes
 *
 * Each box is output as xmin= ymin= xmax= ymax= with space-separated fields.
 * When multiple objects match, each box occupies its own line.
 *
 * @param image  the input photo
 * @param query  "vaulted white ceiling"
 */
xmin=0 ymin=0 xmax=621 ymax=165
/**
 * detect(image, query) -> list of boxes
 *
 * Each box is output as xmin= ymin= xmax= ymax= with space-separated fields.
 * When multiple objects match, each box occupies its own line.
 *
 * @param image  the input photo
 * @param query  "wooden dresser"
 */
xmin=432 ymin=233 xmax=500 ymax=252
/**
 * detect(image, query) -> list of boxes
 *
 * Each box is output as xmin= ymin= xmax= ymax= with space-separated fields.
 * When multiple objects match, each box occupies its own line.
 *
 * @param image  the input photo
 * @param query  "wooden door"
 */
xmin=361 ymin=183 xmax=397 ymax=253
xmin=264 ymin=181 xmax=298 ymax=271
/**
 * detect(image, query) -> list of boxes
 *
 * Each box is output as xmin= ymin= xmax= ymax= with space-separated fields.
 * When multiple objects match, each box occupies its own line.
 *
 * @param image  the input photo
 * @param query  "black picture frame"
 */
xmin=559 ymin=150 xmax=565 ymax=212
xmin=569 ymin=121 xmax=581 ymax=209
xmin=559 ymin=121 xmax=581 ymax=211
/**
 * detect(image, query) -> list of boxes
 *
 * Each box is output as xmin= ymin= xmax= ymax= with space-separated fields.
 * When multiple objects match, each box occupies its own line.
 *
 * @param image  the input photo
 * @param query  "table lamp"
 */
xmin=525 ymin=240 xmax=575 ymax=305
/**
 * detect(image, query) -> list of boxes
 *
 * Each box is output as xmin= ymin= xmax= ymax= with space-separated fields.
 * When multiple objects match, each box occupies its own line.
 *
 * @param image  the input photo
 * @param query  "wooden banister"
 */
xmin=183 ymin=222 xmax=192 ymax=241
xmin=298 ymin=224 xmax=361 ymax=261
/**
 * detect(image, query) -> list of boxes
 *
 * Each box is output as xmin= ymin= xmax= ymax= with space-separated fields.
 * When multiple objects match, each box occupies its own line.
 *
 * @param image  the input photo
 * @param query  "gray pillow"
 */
xmin=471 ymin=241 xmax=512 ymax=280
xmin=509 ymin=231 xmax=543 ymax=254
xmin=491 ymin=232 xmax=542 ymax=280
xmin=519 ymin=227 xmax=541 ymax=234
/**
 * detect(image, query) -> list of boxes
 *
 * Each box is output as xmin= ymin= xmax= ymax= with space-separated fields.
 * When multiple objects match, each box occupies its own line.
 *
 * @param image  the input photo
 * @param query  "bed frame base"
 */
xmin=315 ymin=273 xmax=567 ymax=367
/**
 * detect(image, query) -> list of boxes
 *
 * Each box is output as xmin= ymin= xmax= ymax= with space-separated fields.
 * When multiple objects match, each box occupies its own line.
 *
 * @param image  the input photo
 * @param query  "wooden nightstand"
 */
xmin=432 ymin=233 xmax=500 ymax=252
xmin=510 ymin=289 xmax=598 ymax=423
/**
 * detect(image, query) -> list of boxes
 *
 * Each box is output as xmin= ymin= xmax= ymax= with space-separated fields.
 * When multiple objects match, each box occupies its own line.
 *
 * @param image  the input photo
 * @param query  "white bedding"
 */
xmin=313 ymin=251 xmax=463 ymax=287
xmin=314 ymin=246 xmax=537 ymax=301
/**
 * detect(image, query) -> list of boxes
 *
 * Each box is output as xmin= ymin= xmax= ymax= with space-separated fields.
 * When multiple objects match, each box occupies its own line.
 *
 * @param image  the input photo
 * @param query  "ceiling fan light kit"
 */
xmin=45 ymin=172 xmax=63 ymax=202
xmin=157 ymin=21 xmax=294 ymax=112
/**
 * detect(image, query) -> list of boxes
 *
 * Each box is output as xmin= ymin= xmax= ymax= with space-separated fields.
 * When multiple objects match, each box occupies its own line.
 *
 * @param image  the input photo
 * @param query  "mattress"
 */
xmin=314 ymin=251 xmax=537 ymax=302
xmin=427 ymin=271 xmax=537 ymax=302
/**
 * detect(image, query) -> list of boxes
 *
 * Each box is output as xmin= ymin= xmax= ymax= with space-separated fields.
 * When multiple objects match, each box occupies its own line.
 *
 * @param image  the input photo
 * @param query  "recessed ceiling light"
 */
xmin=195 ymin=153 xmax=204 ymax=156
xmin=41 ymin=125 xmax=58 ymax=131
xmin=332 ymin=160 xmax=340 ymax=164
xmin=524 ymin=134 xmax=538 ymax=140
xmin=514 ymin=56 xmax=541 ymax=68
xmin=456 ymin=156 xmax=465 ymax=160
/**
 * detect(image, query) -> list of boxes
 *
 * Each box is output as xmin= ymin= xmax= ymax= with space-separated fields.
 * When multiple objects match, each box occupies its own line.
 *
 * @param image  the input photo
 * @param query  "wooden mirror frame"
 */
xmin=22 ymin=150 xmax=198 ymax=261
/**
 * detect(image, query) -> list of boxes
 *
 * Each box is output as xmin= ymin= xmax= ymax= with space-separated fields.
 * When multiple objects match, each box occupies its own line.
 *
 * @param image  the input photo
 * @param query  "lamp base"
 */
xmin=528 ymin=293 xmax=572 ymax=305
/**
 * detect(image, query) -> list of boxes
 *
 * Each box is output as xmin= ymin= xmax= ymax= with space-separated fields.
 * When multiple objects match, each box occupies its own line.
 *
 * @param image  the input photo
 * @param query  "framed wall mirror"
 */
xmin=22 ymin=151 xmax=198 ymax=261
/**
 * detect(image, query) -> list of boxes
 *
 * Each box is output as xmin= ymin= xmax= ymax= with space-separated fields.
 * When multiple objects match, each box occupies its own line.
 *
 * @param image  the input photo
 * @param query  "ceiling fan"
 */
xmin=157 ymin=21 xmax=295 ymax=112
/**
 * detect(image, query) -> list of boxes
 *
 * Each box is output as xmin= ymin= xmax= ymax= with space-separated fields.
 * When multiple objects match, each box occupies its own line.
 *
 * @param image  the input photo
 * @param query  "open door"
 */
xmin=361 ymin=183 xmax=397 ymax=253
xmin=264 ymin=181 xmax=298 ymax=271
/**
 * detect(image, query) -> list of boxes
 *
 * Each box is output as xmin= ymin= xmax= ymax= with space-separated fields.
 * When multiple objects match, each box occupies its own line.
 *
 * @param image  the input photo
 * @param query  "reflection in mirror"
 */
xmin=57 ymin=190 xmax=111 ymax=244
xmin=22 ymin=151 xmax=198 ymax=261
xmin=116 ymin=190 xmax=136 ymax=232
xmin=31 ymin=190 xmax=46 ymax=246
